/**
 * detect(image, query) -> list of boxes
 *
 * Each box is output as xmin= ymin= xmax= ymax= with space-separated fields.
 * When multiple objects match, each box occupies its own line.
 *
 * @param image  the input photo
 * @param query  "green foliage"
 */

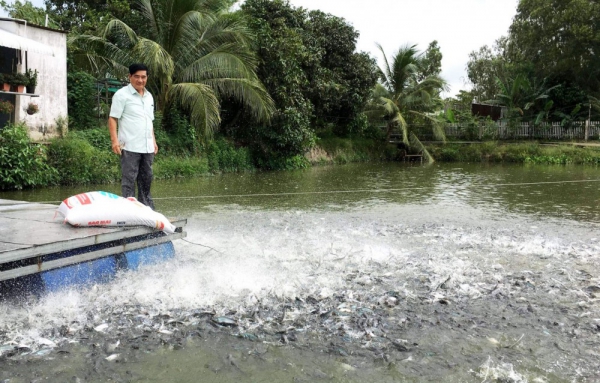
xmin=154 ymin=156 xmax=209 ymax=179
xmin=446 ymin=111 xmax=498 ymax=141
xmin=553 ymin=104 xmax=582 ymax=130
xmin=67 ymin=71 xmax=98 ymax=130
xmin=302 ymin=10 xmax=379 ymax=131
xmin=428 ymin=142 xmax=600 ymax=165
xmin=0 ymin=100 xmax=14 ymax=114
xmin=366 ymin=43 xmax=448 ymax=162
xmin=71 ymin=0 xmax=273 ymax=141
xmin=361 ymin=121 xmax=386 ymax=141
xmin=500 ymin=143 xmax=537 ymax=163
xmin=54 ymin=115 xmax=69 ymax=138
xmin=158 ymin=109 xmax=199 ymax=155
xmin=10 ymin=73 xmax=28 ymax=86
xmin=25 ymin=69 xmax=38 ymax=87
xmin=437 ymin=146 xmax=460 ymax=162
xmin=525 ymin=154 xmax=571 ymax=165
xmin=204 ymin=138 xmax=254 ymax=173
xmin=0 ymin=123 xmax=58 ymax=190
xmin=317 ymin=136 xmax=395 ymax=164
xmin=239 ymin=0 xmax=377 ymax=160
xmin=548 ymin=85 xmax=590 ymax=122
xmin=45 ymin=0 xmax=133 ymax=33
xmin=69 ymin=127 xmax=112 ymax=151
xmin=260 ymin=106 xmax=315 ymax=158
xmin=348 ymin=114 xmax=370 ymax=136
xmin=509 ymin=0 xmax=600 ymax=97
xmin=466 ymin=40 xmax=509 ymax=103
xmin=255 ymin=154 xmax=310 ymax=171
xmin=488 ymin=74 xmax=558 ymax=128
xmin=465 ymin=0 xmax=600 ymax=123
xmin=419 ymin=40 xmax=443 ymax=81
xmin=46 ymin=136 xmax=119 ymax=184
xmin=240 ymin=0 xmax=315 ymax=158
xmin=0 ymin=0 xmax=59 ymax=28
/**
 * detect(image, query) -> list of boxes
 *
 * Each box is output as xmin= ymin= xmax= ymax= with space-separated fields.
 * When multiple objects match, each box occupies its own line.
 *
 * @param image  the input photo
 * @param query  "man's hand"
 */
xmin=154 ymin=141 xmax=158 ymax=154
xmin=111 ymin=140 xmax=122 ymax=155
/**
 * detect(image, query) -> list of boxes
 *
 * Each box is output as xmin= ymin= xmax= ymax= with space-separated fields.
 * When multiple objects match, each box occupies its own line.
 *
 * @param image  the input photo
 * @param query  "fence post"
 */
xmin=585 ymin=102 xmax=592 ymax=141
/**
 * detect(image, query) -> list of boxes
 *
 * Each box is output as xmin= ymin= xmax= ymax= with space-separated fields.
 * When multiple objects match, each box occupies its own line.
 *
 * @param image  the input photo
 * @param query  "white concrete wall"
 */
xmin=0 ymin=20 xmax=68 ymax=141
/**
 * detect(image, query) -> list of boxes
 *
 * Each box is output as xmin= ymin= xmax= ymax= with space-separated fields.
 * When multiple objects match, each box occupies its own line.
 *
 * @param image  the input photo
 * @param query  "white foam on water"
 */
xmin=477 ymin=357 xmax=528 ymax=383
xmin=0 ymin=203 xmax=598 ymax=381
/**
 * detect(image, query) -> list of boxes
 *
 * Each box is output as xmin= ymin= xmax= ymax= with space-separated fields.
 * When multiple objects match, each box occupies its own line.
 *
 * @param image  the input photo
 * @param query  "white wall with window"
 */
xmin=0 ymin=18 xmax=67 ymax=140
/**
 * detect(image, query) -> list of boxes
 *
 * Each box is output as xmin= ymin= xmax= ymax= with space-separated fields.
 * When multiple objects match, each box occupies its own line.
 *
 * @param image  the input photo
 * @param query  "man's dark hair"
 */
xmin=129 ymin=63 xmax=149 ymax=75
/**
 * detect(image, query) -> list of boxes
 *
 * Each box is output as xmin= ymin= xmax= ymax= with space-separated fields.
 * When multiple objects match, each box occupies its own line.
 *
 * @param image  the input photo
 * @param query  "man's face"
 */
xmin=129 ymin=70 xmax=148 ymax=92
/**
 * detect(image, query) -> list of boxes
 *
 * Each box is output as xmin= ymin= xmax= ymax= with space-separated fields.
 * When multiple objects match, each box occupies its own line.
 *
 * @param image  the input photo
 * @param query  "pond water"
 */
xmin=1 ymin=162 xmax=600 ymax=382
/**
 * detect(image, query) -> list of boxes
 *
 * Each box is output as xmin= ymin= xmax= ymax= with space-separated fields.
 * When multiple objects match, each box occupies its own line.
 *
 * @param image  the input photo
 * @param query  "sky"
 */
xmin=287 ymin=0 xmax=519 ymax=97
xmin=2 ymin=0 xmax=520 ymax=97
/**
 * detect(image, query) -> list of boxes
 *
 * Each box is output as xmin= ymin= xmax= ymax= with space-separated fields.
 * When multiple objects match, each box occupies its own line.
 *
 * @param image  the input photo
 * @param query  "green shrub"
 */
xmin=255 ymin=154 xmax=310 ymax=170
xmin=67 ymin=71 xmax=98 ymax=130
xmin=525 ymin=154 xmax=570 ymax=164
xmin=501 ymin=144 xmax=534 ymax=163
xmin=160 ymin=108 xmax=199 ymax=155
xmin=69 ymin=127 xmax=112 ymax=151
xmin=0 ymin=123 xmax=58 ymax=190
xmin=461 ymin=145 xmax=485 ymax=162
xmin=47 ymin=137 xmax=119 ymax=184
xmin=318 ymin=136 xmax=352 ymax=153
xmin=205 ymin=138 xmax=254 ymax=173
xmin=428 ymin=141 xmax=600 ymax=164
xmin=438 ymin=147 xmax=460 ymax=162
xmin=154 ymin=156 xmax=209 ymax=178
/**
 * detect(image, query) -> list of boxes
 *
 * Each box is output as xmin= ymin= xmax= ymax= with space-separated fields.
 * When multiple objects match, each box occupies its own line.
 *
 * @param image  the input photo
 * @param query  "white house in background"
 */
xmin=0 ymin=17 xmax=67 ymax=141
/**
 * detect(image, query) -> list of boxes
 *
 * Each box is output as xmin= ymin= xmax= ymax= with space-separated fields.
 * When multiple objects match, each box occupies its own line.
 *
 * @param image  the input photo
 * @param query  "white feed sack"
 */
xmin=56 ymin=191 xmax=176 ymax=234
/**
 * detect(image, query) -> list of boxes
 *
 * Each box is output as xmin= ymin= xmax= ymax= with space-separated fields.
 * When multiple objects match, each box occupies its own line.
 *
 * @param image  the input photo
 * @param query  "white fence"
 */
xmin=444 ymin=121 xmax=600 ymax=140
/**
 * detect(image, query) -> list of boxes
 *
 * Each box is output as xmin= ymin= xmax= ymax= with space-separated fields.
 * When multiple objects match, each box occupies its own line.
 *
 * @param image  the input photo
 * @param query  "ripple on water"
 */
xmin=0 ymin=202 xmax=599 ymax=381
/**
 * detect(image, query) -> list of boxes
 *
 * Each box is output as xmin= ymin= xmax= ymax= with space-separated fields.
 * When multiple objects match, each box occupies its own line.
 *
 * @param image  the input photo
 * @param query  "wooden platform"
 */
xmin=0 ymin=199 xmax=186 ymax=282
xmin=403 ymin=153 xmax=423 ymax=163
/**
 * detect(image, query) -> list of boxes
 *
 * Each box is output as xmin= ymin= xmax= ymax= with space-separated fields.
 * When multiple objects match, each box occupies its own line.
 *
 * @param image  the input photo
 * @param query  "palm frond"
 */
xmin=390 ymin=44 xmax=419 ymax=95
xmin=408 ymin=132 xmax=434 ymax=163
xmin=180 ymin=45 xmax=256 ymax=82
xmin=137 ymin=0 xmax=161 ymax=41
xmin=376 ymin=43 xmax=393 ymax=91
xmin=131 ymin=38 xmax=175 ymax=83
xmin=168 ymin=82 xmax=221 ymax=140
xmin=202 ymin=77 xmax=274 ymax=122
xmin=73 ymin=0 xmax=273 ymax=142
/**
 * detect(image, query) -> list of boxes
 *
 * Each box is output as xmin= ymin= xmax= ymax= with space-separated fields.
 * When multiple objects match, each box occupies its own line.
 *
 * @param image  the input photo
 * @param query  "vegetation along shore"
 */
xmin=1 ymin=0 xmax=600 ymax=190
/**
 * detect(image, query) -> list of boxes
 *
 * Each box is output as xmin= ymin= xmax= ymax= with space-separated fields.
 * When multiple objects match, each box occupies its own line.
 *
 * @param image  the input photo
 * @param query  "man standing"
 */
xmin=108 ymin=63 xmax=158 ymax=209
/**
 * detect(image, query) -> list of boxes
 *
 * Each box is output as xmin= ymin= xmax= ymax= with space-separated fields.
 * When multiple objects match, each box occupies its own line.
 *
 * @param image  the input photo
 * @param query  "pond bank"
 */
xmin=426 ymin=141 xmax=600 ymax=165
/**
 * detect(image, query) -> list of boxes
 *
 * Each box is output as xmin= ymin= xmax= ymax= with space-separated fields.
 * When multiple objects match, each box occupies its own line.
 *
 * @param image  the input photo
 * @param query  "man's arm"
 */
xmin=108 ymin=117 xmax=121 ymax=155
xmin=153 ymin=130 xmax=158 ymax=154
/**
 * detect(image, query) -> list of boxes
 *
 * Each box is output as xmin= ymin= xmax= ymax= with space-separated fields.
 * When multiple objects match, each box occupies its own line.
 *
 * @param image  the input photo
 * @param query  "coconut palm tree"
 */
xmin=367 ymin=44 xmax=448 ymax=162
xmin=71 ymin=0 xmax=274 ymax=141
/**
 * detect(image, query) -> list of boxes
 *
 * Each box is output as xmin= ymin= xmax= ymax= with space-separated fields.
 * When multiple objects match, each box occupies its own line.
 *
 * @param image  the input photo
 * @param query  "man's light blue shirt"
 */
xmin=109 ymin=84 xmax=155 ymax=154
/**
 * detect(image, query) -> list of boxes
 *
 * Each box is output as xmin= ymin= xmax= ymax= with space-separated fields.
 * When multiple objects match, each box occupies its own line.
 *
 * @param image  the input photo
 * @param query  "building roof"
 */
xmin=0 ymin=28 xmax=55 ymax=56
xmin=0 ymin=17 xmax=66 ymax=33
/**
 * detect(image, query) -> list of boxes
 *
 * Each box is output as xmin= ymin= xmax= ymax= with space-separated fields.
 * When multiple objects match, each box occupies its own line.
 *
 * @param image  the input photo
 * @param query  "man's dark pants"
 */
xmin=121 ymin=150 xmax=155 ymax=210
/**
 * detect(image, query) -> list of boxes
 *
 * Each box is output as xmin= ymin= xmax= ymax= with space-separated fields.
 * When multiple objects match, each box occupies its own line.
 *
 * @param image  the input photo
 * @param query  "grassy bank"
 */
xmin=427 ymin=142 xmax=600 ymax=165
xmin=3 ymin=122 xmax=600 ymax=191
xmin=0 ymin=123 xmax=397 ymax=190
xmin=308 ymin=136 xmax=398 ymax=164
